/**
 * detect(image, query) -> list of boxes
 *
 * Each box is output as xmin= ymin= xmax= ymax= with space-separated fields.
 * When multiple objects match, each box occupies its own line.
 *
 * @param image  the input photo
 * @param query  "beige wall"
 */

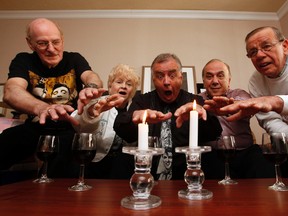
xmin=280 ymin=11 xmax=288 ymax=36
xmin=0 ymin=17 xmax=282 ymax=143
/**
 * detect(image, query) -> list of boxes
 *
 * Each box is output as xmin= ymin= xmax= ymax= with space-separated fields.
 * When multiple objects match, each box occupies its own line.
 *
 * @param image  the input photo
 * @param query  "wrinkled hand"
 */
xmin=39 ymin=104 xmax=78 ymax=125
xmin=203 ymin=96 xmax=235 ymax=115
xmin=174 ymin=102 xmax=207 ymax=128
xmin=132 ymin=109 xmax=172 ymax=124
xmin=87 ymin=94 xmax=125 ymax=118
xmin=218 ymin=97 xmax=278 ymax=121
xmin=77 ymin=87 xmax=107 ymax=114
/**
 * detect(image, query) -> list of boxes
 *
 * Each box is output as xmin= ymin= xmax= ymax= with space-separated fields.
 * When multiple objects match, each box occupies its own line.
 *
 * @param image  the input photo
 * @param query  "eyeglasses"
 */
xmin=246 ymin=41 xmax=282 ymax=58
xmin=35 ymin=39 xmax=62 ymax=50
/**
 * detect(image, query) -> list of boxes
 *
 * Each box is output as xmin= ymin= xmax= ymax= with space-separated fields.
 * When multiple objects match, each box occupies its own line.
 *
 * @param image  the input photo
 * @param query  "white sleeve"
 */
xmin=276 ymin=95 xmax=288 ymax=115
xmin=70 ymin=99 xmax=101 ymax=133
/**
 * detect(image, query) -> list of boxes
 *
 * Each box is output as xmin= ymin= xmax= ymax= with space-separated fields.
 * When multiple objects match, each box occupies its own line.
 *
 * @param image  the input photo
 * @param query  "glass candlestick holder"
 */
xmin=175 ymin=146 xmax=213 ymax=200
xmin=121 ymin=146 xmax=164 ymax=210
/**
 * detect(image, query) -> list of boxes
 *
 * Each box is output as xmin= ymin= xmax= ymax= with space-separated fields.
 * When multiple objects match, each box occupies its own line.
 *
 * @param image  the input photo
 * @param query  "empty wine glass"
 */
xmin=148 ymin=136 xmax=160 ymax=185
xmin=33 ymin=135 xmax=59 ymax=183
xmin=261 ymin=132 xmax=288 ymax=191
xmin=68 ymin=133 xmax=97 ymax=191
xmin=148 ymin=136 xmax=160 ymax=148
xmin=216 ymin=135 xmax=238 ymax=185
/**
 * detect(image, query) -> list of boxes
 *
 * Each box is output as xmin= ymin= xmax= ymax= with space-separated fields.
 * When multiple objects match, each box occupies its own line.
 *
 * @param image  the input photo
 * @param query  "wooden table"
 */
xmin=0 ymin=178 xmax=287 ymax=215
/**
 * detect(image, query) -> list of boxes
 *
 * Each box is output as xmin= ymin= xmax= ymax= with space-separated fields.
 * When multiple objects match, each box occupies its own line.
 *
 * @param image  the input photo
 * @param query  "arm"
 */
xmin=3 ymin=77 xmax=77 ymax=125
xmin=80 ymin=70 xmax=103 ymax=88
xmin=247 ymin=75 xmax=288 ymax=134
xmin=77 ymin=70 xmax=105 ymax=114
xmin=3 ymin=77 xmax=47 ymax=116
xmin=113 ymin=93 xmax=153 ymax=143
xmin=72 ymin=94 xmax=126 ymax=132
xmin=213 ymin=96 xmax=284 ymax=121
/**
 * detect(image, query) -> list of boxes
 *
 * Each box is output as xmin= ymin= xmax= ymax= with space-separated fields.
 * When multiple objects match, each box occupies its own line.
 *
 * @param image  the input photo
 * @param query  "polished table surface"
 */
xmin=0 ymin=178 xmax=287 ymax=215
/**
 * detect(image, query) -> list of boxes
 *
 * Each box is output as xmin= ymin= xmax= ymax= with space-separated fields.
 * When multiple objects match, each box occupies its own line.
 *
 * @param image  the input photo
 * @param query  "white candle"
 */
xmin=189 ymin=100 xmax=198 ymax=148
xmin=138 ymin=110 xmax=149 ymax=150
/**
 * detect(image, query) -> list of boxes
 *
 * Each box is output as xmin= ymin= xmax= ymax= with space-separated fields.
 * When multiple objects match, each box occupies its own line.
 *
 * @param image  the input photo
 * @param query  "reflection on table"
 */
xmin=0 ymin=179 xmax=287 ymax=215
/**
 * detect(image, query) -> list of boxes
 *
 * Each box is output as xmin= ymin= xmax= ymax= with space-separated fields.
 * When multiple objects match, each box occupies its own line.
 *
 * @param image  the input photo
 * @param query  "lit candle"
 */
xmin=189 ymin=100 xmax=198 ymax=148
xmin=138 ymin=110 xmax=149 ymax=150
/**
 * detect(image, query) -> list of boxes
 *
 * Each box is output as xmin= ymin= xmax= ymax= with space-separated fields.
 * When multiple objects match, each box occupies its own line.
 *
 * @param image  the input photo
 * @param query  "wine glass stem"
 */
xmin=224 ymin=162 xmax=231 ymax=180
xmin=275 ymin=164 xmax=283 ymax=184
xmin=78 ymin=164 xmax=85 ymax=184
xmin=41 ymin=161 xmax=48 ymax=178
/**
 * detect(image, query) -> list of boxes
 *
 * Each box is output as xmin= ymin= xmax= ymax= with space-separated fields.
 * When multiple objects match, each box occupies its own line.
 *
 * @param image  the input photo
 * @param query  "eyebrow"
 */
xmin=205 ymin=71 xmax=225 ymax=75
xmin=155 ymin=69 xmax=177 ymax=74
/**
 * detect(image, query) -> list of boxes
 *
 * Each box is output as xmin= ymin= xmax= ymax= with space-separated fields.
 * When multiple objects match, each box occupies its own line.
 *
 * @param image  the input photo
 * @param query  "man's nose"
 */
xmin=211 ymin=75 xmax=219 ymax=83
xmin=163 ymin=76 xmax=171 ymax=85
xmin=46 ymin=42 xmax=56 ymax=51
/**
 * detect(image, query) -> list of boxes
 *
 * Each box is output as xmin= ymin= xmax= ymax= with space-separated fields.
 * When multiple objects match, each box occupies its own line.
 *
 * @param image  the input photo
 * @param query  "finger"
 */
xmin=200 ymin=108 xmax=207 ymax=121
xmin=77 ymin=100 xmax=85 ymax=114
xmin=175 ymin=116 xmax=184 ymax=128
xmin=225 ymin=112 xmax=242 ymax=121
xmin=39 ymin=110 xmax=49 ymax=124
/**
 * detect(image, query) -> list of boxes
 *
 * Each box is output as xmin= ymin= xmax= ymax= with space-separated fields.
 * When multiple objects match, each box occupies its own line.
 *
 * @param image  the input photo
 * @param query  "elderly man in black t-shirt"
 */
xmin=0 ymin=18 xmax=104 ymax=178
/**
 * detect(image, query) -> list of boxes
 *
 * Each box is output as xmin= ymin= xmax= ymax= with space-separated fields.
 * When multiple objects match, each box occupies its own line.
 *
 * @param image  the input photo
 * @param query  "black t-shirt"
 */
xmin=8 ymin=51 xmax=91 ymax=109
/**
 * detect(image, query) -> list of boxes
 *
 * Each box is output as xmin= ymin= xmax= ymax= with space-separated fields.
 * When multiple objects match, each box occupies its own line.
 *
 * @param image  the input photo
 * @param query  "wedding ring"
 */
xmin=47 ymin=109 xmax=52 ymax=114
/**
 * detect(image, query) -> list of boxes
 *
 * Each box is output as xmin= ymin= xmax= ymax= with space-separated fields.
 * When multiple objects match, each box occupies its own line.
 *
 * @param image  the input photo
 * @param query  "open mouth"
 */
xmin=119 ymin=91 xmax=127 ymax=95
xmin=164 ymin=90 xmax=172 ymax=96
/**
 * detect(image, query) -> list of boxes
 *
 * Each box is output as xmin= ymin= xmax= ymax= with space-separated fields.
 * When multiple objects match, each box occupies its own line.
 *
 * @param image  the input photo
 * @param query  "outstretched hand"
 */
xmin=87 ymin=94 xmax=125 ymax=118
xmin=132 ymin=109 xmax=172 ymax=124
xmin=77 ymin=87 xmax=107 ymax=114
xmin=39 ymin=104 xmax=79 ymax=126
xmin=174 ymin=102 xmax=207 ymax=128
xmin=203 ymin=96 xmax=235 ymax=115
xmin=215 ymin=96 xmax=281 ymax=121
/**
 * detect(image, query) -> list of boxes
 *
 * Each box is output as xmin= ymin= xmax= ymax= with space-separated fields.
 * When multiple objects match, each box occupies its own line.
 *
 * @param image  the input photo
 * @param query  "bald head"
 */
xmin=25 ymin=18 xmax=64 ymax=68
xmin=26 ymin=18 xmax=63 ymax=40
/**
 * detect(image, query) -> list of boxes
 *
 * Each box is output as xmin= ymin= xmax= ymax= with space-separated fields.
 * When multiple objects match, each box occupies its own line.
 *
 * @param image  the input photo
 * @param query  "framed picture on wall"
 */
xmin=0 ymin=83 xmax=4 ymax=102
xmin=196 ymin=83 xmax=206 ymax=94
xmin=142 ymin=66 xmax=196 ymax=94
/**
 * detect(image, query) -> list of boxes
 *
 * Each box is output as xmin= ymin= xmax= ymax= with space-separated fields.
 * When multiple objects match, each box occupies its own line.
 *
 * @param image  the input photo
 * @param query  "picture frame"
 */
xmin=142 ymin=66 xmax=196 ymax=94
xmin=0 ymin=83 xmax=4 ymax=102
xmin=196 ymin=83 xmax=206 ymax=94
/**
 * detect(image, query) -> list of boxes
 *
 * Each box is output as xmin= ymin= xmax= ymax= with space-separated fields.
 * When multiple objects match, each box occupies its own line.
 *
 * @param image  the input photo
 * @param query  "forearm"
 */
xmin=114 ymin=112 xmax=138 ymax=143
xmin=81 ymin=70 xmax=103 ymax=88
xmin=257 ymin=112 xmax=288 ymax=134
xmin=4 ymin=85 xmax=48 ymax=116
xmin=71 ymin=108 xmax=100 ymax=133
xmin=275 ymin=95 xmax=287 ymax=114
xmin=198 ymin=113 xmax=222 ymax=142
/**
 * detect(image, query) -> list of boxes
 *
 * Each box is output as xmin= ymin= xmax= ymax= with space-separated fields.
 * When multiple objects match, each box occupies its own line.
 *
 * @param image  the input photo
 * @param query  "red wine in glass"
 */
xmin=72 ymin=150 xmax=97 ymax=165
xmin=33 ymin=135 xmax=59 ymax=183
xmin=217 ymin=135 xmax=238 ymax=185
xmin=68 ymin=133 xmax=97 ymax=191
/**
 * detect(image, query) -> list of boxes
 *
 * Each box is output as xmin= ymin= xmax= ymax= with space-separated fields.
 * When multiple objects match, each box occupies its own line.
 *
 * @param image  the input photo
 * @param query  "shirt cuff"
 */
xmin=277 ymin=95 xmax=288 ymax=114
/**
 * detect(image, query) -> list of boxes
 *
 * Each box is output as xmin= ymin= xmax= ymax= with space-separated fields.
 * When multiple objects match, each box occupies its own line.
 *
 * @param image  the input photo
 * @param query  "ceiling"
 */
xmin=0 ymin=0 xmax=287 ymax=13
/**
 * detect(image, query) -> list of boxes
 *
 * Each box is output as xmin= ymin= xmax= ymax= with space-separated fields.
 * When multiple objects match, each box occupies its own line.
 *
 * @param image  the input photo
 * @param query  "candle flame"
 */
xmin=193 ymin=100 xmax=197 ymax=111
xmin=142 ymin=110 xmax=147 ymax=124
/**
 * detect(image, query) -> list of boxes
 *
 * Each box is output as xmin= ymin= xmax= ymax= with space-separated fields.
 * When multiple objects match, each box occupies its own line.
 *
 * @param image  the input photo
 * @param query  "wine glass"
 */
xmin=148 ymin=136 xmax=160 ymax=185
xmin=148 ymin=136 xmax=160 ymax=148
xmin=33 ymin=135 xmax=59 ymax=183
xmin=216 ymin=135 xmax=238 ymax=185
xmin=68 ymin=133 xmax=97 ymax=191
xmin=261 ymin=132 xmax=288 ymax=191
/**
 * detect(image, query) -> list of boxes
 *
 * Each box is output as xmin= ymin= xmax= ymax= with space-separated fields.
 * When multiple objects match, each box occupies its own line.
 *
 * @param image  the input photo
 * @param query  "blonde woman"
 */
xmin=73 ymin=64 xmax=140 ymax=178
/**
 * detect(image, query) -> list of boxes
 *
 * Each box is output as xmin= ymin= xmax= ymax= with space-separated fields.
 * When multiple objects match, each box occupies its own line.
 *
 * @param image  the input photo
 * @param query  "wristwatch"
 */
xmin=84 ymin=83 xmax=98 ymax=89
